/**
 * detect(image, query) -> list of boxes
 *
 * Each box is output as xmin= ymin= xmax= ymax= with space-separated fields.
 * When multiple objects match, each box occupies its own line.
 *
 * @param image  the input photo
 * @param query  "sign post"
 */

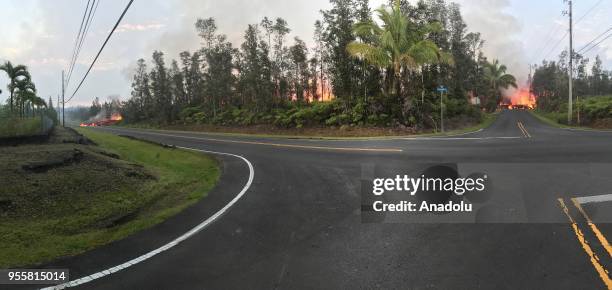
xmin=437 ymin=86 xmax=448 ymax=133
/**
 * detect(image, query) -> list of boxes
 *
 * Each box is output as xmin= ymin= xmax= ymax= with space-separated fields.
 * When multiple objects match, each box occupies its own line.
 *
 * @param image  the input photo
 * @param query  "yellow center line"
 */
xmin=571 ymin=198 xmax=612 ymax=258
xmin=517 ymin=122 xmax=526 ymax=138
xmin=558 ymin=198 xmax=612 ymax=289
xmin=517 ymin=122 xmax=532 ymax=138
xmin=107 ymin=129 xmax=404 ymax=153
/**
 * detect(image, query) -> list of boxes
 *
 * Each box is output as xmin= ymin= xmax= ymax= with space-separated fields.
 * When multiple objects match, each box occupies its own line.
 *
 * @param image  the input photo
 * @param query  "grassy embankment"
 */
xmin=0 ymin=128 xmax=219 ymax=267
xmin=531 ymin=95 xmax=612 ymax=130
xmin=123 ymin=113 xmax=497 ymax=140
xmin=0 ymin=117 xmax=42 ymax=138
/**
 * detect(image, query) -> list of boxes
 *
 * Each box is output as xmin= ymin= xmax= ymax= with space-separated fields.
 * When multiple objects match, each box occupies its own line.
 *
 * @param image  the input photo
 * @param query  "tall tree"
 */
xmin=347 ymin=0 xmax=452 ymax=101
xmin=170 ymin=60 xmax=187 ymax=110
xmin=592 ymin=55 xmax=604 ymax=95
xmin=0 ymin=61 xmax=31 ymax=114
xmin=130 ymin=59 xmax=151 ymax=120
xmin=289 ymin=37 xmax=309 ymax=102
xmin=239 ymin=24 xmax=264 ymax=109
xmin=483 ymin=59 xmax=517 ymax=111
xmin=313 ymin=20 xmax=327 ymax=101
xmin=260 ymin=17 xmax=274 ymax=52
xmin=196 ymin=18 xmax=218 ymax=50
xmin=204 ymin=38 xmax=236 ymax=116
xmin=14 ymin=80 xmax=37 ymax=117
xmin=272 ymin=18 xmax=291 ymax=101
xmin=322 ymin=0 xmax=358 ymax=101
xmin=150 ymin=51 xmax=173 ymax=123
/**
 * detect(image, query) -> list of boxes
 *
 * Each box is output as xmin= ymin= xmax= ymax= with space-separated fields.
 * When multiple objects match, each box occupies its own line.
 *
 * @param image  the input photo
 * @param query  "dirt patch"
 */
xmin=22 ymin=149 xmax=84 ymax=173
xmin=591 ymin=118 xmax=612 ymax=129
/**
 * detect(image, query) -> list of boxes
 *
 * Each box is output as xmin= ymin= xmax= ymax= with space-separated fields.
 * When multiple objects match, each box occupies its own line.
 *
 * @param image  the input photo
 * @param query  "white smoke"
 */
xmin=456 ymin=0 xmax=529 ymax=85
xmin=147 ymin=0 xmax=340 ymax=62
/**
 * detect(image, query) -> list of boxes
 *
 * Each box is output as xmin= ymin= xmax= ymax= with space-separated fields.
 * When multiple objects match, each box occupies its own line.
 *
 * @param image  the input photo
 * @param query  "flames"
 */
xmin=110 ymin=113 xmax=123 ymax=121
xmin=80 ymin=113 xmax=123 ymax=127
xmin=504 ymin=87 xmax=536 ymax=110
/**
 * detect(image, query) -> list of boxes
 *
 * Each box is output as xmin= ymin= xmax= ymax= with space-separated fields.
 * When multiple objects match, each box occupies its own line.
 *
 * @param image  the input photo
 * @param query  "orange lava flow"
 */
xmin=508 ymin=87 xmax=536 ymax=109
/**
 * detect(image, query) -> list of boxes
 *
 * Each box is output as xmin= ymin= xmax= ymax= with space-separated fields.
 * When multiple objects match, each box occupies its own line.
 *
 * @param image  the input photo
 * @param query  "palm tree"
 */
xmin=29 ymin=95 xmax=47 ymax=117
xmin=484 ymin=59 xmax=517 ymax=109
xmin=347 ymin=0 xmax=453 ymax=98
xmin=0 ymin=61 xmax=31 ymax=114
xmin=15 ymin=80 xmax=37 ymax=117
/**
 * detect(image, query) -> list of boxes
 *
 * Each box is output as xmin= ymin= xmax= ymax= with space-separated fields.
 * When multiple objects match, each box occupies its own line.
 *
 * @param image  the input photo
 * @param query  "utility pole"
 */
xmin=62 ymin=70 xmax=65 ymax=127
xmin=568 ymin=0 xmax=574 ymax=124
xmin=440 ymin=90 xmax=444 ymax=133
xmin=437 ymin=85 xmax=447 ymax=133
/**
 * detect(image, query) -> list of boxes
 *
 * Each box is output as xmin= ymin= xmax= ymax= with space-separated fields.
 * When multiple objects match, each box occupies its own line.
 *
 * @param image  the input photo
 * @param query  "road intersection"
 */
xmin=38 ymin=110 xmax=612 ymax=289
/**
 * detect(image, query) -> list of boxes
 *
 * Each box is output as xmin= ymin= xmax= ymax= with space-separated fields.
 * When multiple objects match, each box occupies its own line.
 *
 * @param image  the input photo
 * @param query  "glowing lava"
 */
xmin=80 ymin=113 xmax=124 ymax=127
xmin=508 ymin=88 xmax=536 ymax=110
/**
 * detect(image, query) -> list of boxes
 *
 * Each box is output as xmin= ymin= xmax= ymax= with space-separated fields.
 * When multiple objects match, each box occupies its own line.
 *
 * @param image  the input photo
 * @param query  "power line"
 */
xmin=581 ymin=30 xmax=612 ymax=55
xmin=65 ymin=0 xmax=135 ymax=104
xmin=575 ymin=0 xmax=604 ymax=25
xmin=66 ymin=0 xmax=100 ymax=89
xmin=542 ymin=31 xmax=568 ymax=61
xmin=577 ymin=26 xmax=612 ymax=53
xmin=65 ymin=0 xmax=91 ymax=88
xmin=68 ymin=0 xmax=100 ymax=86
xmin=533 ymin=0 xmax=604 ymax=63
xmin=529 ymin=19 xmax=564 ymax=64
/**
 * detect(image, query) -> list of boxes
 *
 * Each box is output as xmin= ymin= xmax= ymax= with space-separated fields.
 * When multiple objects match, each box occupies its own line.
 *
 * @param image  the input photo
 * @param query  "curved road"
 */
xmin=41 ymin=110 xmax=612 ymax=289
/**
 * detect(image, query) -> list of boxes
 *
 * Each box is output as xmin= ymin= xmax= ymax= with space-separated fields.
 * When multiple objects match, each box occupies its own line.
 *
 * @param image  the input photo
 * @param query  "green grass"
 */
xmin=530 ymin=109 xmax=612 ymax=131
xmin=0 ymin=129 xmax=220 ymax=267
xmin=529 ymin=110 xmax=571 ymax=129
xmin=0 ymin=117 xmax=42 ymax=137
xmin=532 ymin=95 xmax=612 ymax=130
xmin=420 ymin=112 xmax=498 ymax=137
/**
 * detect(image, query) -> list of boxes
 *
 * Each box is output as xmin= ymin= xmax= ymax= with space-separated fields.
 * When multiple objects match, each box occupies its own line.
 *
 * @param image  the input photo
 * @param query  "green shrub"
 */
xmin=179 ymin=107 xmax=201 ymax=121
xmin=0 ymin=117 xmax=43 ymax=137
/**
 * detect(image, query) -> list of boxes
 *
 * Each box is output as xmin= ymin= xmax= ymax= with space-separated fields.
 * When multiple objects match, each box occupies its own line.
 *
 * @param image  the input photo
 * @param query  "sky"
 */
xmin=0 ymin=0 xmax=611 ymax=107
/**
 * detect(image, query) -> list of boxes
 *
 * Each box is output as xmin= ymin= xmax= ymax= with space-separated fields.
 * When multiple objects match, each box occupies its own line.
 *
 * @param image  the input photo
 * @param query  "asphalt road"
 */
xmin=37 ymin=110 xmax=612 ymax=289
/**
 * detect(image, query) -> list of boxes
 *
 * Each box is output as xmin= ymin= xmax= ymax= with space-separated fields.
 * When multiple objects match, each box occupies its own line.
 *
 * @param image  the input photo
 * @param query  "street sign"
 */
xmin=437 ymin=85 xmax=447 ymax=133
xmin=437 ymin=86 xmax=448 ymax=93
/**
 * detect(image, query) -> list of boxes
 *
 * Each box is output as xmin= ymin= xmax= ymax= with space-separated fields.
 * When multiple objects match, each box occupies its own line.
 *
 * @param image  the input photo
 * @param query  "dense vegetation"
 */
xmin=113 ymin=0 xmax=515 ymax=131
xmin=0 ymin=62 xmax=57 ymax=120
xmin=0 ymin=61 xmax=59 ymax=136
xmin=533 ymin=52 xmax=612 ymax=126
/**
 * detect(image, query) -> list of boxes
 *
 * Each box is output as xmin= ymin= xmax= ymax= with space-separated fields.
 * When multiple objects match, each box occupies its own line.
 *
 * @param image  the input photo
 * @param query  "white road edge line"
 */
xmin=400 ymin=136 xmax=522 ymax=141
xmin=574 ymin=193 xmax=612 ymax=205
xmin=42 ymin=147 xmax=255 ymax=290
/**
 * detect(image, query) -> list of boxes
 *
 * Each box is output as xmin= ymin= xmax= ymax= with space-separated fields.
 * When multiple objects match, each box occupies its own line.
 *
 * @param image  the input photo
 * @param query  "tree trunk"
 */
xmin=9 ymin=91 xmax=13 ymax=114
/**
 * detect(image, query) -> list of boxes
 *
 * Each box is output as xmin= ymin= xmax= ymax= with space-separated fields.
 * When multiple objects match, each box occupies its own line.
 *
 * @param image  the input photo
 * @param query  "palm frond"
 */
xmin=353 ymin=21 xmax=382 ymax=38
xmin=408 ymin=40 xmax=440 ymax=65
xmin=347 ymin=42 xmax=389 ymax=68
xmin=499 ymin=74 xmax=518 ymax=89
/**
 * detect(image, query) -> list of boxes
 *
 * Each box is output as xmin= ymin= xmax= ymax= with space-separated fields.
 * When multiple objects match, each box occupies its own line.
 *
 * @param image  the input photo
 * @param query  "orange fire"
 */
xmin=508 ymin=87 xmax=536 ymax=110
xmin=110 ymin=113 xmax=123 ymax=121
xmin=299 ymin=78 xmax=335 ymax=103
xmin=80 ymin=113 xmax=124 ymax=127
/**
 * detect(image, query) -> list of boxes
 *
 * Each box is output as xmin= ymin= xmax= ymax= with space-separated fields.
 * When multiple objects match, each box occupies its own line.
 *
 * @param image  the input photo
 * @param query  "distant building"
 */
xmin=467 ymin=91 xmax=481 ymax=106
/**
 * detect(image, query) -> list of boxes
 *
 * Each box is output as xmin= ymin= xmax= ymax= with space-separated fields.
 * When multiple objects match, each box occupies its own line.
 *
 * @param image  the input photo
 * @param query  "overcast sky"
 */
xmin=1 ymin=0 xmax=611 ymax=107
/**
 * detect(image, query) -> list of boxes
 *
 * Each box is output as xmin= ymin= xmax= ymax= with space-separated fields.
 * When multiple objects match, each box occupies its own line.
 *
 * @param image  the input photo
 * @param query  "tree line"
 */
xmin=121 ymin=0 xmax=516 ymax=129
xmin=533 ymin=52 xmax=612 ymax=112
xmin=0 ymin=61 xmax=57 ymax=122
